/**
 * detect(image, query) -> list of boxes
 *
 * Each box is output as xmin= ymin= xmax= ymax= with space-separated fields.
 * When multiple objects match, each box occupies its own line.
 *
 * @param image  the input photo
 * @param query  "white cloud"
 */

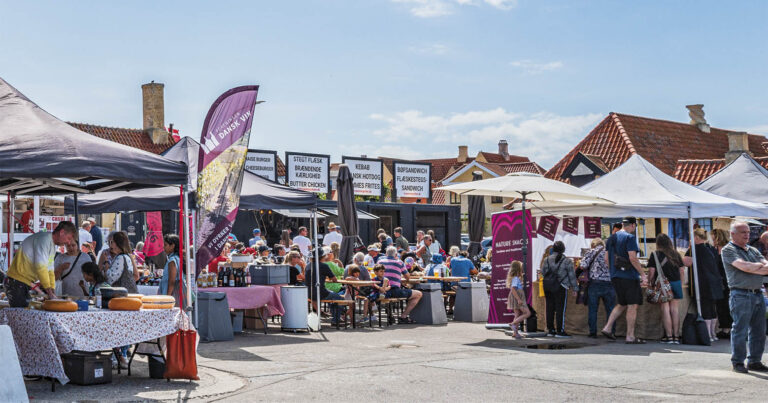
xmin=509 ymin=60 xmax=564 ymax=74
xmin=392 ymin=0 xmax=517 ymax=18
xmin=408 ymin=43 xmax=451 ymax=55
xmin=368 ymin=108 xmax=603 ymax=167
xmin=740 ymin=124 xmax=768 ymax=135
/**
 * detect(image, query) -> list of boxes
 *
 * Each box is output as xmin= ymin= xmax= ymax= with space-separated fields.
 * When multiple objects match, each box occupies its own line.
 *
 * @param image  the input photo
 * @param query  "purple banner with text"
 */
xmin=488 ymin=210 xmax=533 ymax=324
xmin=562 ymin=217 xmax=579 ymax=235
xmin=537 ymin=215 xmax=560 ymax=241
xmin=584 ymin=217 xmax=602 ymax=238
xmin=196 ymin=86 xmax=260 ymax=274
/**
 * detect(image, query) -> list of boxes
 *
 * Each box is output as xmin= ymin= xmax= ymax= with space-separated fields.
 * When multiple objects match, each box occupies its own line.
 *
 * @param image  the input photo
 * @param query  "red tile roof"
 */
xmin=68 ymin=122 xmax=175 ymax=154
xmin=478 ymin=151 xmax=530 ymax=164
xmin=431 ymin=189 xmax=447 ymax=205
xmin=546 ymin=113 xmax=768 ymax=183
xmin=675 ymin=156 xmax=768 ymax=184
xmin=497 ymin=161 xmax=547 ymax=175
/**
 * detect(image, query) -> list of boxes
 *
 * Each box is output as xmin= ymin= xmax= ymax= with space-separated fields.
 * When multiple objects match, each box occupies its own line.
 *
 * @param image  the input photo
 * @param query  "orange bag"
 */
xmin=164 ymin=313 xmax=199 ymax=380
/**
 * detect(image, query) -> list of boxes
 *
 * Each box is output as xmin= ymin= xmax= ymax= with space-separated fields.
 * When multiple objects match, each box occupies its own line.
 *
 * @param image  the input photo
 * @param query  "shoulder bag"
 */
xmin=646 ymin=251 xmax=673 ymax=304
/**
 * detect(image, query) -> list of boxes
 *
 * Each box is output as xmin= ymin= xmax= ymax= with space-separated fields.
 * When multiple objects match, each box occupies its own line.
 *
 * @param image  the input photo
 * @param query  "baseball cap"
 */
xmin=367 ymin=245 xmax=380 ymax=252
xmin=622 ymin=217 xmax=637 ymax=225
xmin=253 ymin=228 xmax=261 ymax=234
xmin=258 ymin=245 xmax=269 ymax=253
xmin=431 ymin=254 xmax=444 ymax=264
xmin=86 ymin=217 xmax=96 ymax=222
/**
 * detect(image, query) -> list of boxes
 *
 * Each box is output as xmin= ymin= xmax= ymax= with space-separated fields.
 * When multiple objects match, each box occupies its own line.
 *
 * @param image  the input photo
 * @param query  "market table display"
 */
xmin=198 ymin=286 xmax=285 ymax=333
xmin=0 ymin=307 xmax=182 ymax=384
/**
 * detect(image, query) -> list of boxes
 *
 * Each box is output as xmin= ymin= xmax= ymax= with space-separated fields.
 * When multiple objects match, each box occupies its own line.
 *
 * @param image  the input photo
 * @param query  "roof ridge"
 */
xmin=68 ymin=121 xmax=146 ymax=132
xmin=611 ymin=112 xmax=764 ymax=137
xmin=610 ymin=113 xmax=637 ymax=155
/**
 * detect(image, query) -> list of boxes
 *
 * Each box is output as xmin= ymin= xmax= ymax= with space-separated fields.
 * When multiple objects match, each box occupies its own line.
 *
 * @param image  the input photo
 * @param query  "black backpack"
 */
xmin=542 ymin=258 xmax=563 ymax=294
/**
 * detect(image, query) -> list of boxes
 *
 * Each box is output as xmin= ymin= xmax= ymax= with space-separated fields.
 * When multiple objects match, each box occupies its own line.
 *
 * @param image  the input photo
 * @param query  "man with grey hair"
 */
xmin=721 ymin=221 xmax=768 ymax=373
xmin=379 ymin=245 xmax=422 ymax=323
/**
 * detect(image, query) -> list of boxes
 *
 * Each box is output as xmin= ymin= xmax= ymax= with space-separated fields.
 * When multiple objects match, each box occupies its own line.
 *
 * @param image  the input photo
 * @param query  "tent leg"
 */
xmin=73 ymin=193 xmax=79 ymax=244
xmin=182 ymin=185 xmax=193 ymax=310
xmin=191 ymin=209 xmax=198 ymax=327
xmin=33 ymin=196 xmax=40 ymax=233
xmin=688 ymin=205 xmax=703 ymax=318
xmin=312 ymin=208 xmax=321 ymax=331
xmin=8 ymin=192 xmax=15 ymax=263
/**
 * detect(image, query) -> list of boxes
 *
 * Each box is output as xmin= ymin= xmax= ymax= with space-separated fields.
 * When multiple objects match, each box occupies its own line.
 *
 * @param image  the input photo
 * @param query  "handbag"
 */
xmin=646 ymin=252 xmax=674 ymax=304
xmin=164 ymin=311 xmax=200 ymax=380
xmin=681 ymin=313 xmax=711 ymax=345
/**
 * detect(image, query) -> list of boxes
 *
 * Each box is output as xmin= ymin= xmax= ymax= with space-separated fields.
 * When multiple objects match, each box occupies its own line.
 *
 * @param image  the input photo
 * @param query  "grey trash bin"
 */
xmin=409 ymin=283 xmax=448 ymax=325
xmin=197 ymin=291 xmax=234 ymax=342
xmin=453 ymin=281 xmax=489 ymax=322
xmin=281 ymin=286 xmax=309 ymax=332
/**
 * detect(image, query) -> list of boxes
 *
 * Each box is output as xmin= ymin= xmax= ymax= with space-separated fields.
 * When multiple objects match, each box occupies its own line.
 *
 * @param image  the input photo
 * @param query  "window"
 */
xmin=696 ymin=218 xmax=713 ymax=232
xmin=449 ymin=192 xmax=460 ymax=204
xmin=491 ymin=196 xmax=503 ymax=204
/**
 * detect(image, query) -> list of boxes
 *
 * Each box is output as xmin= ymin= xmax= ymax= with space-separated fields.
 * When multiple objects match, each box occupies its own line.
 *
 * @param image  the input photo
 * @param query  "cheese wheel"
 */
xmin=141 ymin=295 xmax=175 ymax=309
xmin=108 ymin=297 xmax=143 ymax=311
xmin=42 ymin=299 xmax=78 ymax=312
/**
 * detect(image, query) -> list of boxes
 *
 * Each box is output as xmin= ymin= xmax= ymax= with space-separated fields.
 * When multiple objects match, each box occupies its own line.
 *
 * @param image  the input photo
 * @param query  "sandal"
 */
xmin=660 ymin=336 xmax=672 ymax=344
xmin=625 ymin=338 xmax=646 ymax=344
xmin=398 ymin=316 xmax=415 ymax=324
xmin=601 ymin=330 xmax=616 ymax=340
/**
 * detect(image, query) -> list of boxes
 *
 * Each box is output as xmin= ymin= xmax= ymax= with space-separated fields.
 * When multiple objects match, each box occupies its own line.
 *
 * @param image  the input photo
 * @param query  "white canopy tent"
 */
xmin=697 ymin=153 xmax=768 ymax=204
xmin=509 ymin=154 xmax=768 ymax=319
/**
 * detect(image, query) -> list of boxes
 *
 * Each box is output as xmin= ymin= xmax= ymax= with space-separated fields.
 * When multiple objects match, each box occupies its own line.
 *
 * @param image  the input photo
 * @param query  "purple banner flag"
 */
xmin=584 ymin=217 xmax=602 ymax=238
xmin=196 ymin=86 xmax=260 ymax=274
xmin=562 ymin=216 xmax=579 ymax=235
xmin=537 ymin=216 xmax=560 ymax=241
xmin=488 ymin=210 xmax=533 ymax=324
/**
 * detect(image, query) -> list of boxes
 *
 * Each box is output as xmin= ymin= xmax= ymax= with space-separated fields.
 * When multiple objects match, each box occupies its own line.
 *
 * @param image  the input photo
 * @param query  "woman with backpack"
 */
xmin=646 ymin=233 xmax=685 ymax=344
xmin=541 ymin=241 xmax=577 ymax=337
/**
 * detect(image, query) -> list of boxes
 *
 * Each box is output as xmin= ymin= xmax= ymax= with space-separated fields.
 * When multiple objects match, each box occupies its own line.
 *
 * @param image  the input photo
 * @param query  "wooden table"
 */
xmin=334 ymin=279 xmax=376 ymax=328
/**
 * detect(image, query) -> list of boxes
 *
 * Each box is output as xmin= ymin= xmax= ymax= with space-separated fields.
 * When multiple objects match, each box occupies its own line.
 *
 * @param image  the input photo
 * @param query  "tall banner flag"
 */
xmin=488 ymin=210 xmax=533 ymax=324
xmin=144 ymin=211 xmax=164 ymax=257
xmin=196 ymin=86 xmax=260 ymax=274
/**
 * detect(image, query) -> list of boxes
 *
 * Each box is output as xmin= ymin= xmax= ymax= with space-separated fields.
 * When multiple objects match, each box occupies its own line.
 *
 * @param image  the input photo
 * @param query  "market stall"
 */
xmin=696 ymin=153 xmax=768 ymax=203
xmin=0 ymin=308 xmax=183 ymax=384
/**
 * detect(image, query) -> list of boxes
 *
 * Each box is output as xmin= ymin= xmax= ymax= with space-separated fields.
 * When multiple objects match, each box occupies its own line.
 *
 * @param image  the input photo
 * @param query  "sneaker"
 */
xmin=554 ymin=332 xmax=571 ymax=338
xmin=733 ymin=363 xmax=748 ymax=374
xmin=546 ymin=330 xmax=557 ymax=337
xmin=747 ymin=362 xmax=768 ymax=372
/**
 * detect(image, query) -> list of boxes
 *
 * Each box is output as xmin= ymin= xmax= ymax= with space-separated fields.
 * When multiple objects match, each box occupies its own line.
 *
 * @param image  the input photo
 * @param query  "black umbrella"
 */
xmin=337 ymin=164 xmax=364 ymax=266
xmin=467 ymin=171 xmax=486 ymax=262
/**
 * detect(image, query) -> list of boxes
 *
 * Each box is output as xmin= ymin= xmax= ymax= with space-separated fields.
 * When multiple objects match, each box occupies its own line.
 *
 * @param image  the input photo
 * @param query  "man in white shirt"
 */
xmin=292 ymin=226 xmax=312 ymax=257
xmin=79 ymin=221 xmax=93 ymax=247
xmin=322 ymin=222 xmax=343 ymax=246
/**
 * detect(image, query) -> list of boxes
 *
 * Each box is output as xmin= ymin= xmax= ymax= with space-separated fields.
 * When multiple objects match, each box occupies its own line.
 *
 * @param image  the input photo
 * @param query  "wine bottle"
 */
xmin=228 ymin=268 xmax=235 ymax=287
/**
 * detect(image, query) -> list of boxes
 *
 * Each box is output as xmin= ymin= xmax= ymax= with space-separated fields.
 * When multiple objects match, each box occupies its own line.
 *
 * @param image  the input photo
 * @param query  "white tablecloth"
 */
xmin=0 ymin=307 xmax=181 ymax=384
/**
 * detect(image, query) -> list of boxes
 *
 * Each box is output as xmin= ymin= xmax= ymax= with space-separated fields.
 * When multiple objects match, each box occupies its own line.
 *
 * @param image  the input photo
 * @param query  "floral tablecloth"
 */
xmin=0 ymin=307 xmax=182 ymax=384
xmin=199 ymin=285 xmax=285 ymax=316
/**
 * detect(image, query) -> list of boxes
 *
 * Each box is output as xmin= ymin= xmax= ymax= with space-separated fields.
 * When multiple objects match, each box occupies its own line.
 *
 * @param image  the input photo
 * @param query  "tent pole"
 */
xmin=191 ymin=209 xmax=198 ymax=327
xmin=7 ymin=192 xmax=14 ymax=264
xmin=182 ymin=185 xmax=193 ymax=310
xmin=33 ymin=196 xmax=40 ymax=233
xmin=642 ymin=220 xmax=647 ymax=257
xmin=312 ymin=208 xmax=321 ymax=331
xmin=73 ymin=193 xmax=79 ymax=243
xmin=688 ymin=205 xmax=703 ymax=318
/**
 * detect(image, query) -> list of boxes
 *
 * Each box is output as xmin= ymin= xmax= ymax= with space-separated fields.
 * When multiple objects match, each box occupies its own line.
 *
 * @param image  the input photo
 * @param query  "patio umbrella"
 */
xmin=336 ymin=164 xmax=363 ymax=266
xmin=466 ymin=171 xmax=485 ymax=262
xmin=437 ymin=172 xmax=612 ymax=298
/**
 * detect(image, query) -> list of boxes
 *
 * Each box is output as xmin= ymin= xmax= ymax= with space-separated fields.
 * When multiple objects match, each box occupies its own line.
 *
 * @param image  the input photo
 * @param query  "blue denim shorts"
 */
xmin=669 ymin=280 xmax=683 ymax=299
xmin=386 ymin=287 xmax=412 ymax=299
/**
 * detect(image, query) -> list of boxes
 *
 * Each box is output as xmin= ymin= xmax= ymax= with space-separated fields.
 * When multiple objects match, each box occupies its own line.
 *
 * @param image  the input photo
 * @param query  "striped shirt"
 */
xmin=380 ymin=257 xmax=406 ymax=288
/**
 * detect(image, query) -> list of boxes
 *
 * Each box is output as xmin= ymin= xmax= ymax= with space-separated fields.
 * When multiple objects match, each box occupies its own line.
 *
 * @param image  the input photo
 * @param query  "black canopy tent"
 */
xmin=0 ymin=77 xmax=190 ymax=287
xmin=0 ymin=77 xmax=188 ymax=195
xmin=64 ymin=138 xmax=316 ymax=213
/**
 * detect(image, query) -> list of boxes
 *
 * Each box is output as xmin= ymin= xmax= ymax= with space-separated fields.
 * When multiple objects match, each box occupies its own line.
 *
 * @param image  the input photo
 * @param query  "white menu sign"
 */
xmin=286 ymin=152 xmax=330 ymax=193
xmin=245 ymin=149 xmax=277 ymax=181
xmin=342 ymin=157 xmax=383 ymax=197
xmin=394 ymin=162 xmax=431 ymax=199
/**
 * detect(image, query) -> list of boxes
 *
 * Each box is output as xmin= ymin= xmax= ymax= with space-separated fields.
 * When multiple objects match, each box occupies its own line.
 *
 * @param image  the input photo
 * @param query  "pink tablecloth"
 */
xmin=199 ymin=285 xmax=285 ymax=316
xmin=0 ymin=307 xmax=182 ymax=384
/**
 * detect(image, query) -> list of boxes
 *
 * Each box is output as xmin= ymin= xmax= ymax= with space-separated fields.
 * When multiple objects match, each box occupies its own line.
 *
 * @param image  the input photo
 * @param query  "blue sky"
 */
xmin=1 ymin=0 xmax=766 ymax=169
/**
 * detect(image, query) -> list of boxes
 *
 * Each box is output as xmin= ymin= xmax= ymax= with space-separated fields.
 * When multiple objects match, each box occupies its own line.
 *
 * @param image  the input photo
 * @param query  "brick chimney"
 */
xmin=457 ymin=145 xmax=468 ymax=163
xmin=725 ymin=131 xmax=752 ymax=164
xmin=686 ymin=104 xmax=710 ymax=133
xmin=498 ymin=139 xmax=509 ymax=161
xmin=142 ymin=82 xmax=169 ymax=144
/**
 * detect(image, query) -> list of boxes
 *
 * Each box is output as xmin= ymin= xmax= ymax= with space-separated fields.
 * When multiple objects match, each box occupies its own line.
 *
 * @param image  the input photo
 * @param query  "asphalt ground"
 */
xmin=23 ymin=320 xmax=768 ymax=402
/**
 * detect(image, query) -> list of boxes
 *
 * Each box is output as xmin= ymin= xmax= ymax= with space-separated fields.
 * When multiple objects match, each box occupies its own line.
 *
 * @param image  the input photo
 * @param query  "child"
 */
xmin=80 ymin=261 xmax=110 ymax=296
xmin=368 ymin=264 xmax=390 ymax=321
xmin=506 ymin=260 xmax=531 ymax=338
